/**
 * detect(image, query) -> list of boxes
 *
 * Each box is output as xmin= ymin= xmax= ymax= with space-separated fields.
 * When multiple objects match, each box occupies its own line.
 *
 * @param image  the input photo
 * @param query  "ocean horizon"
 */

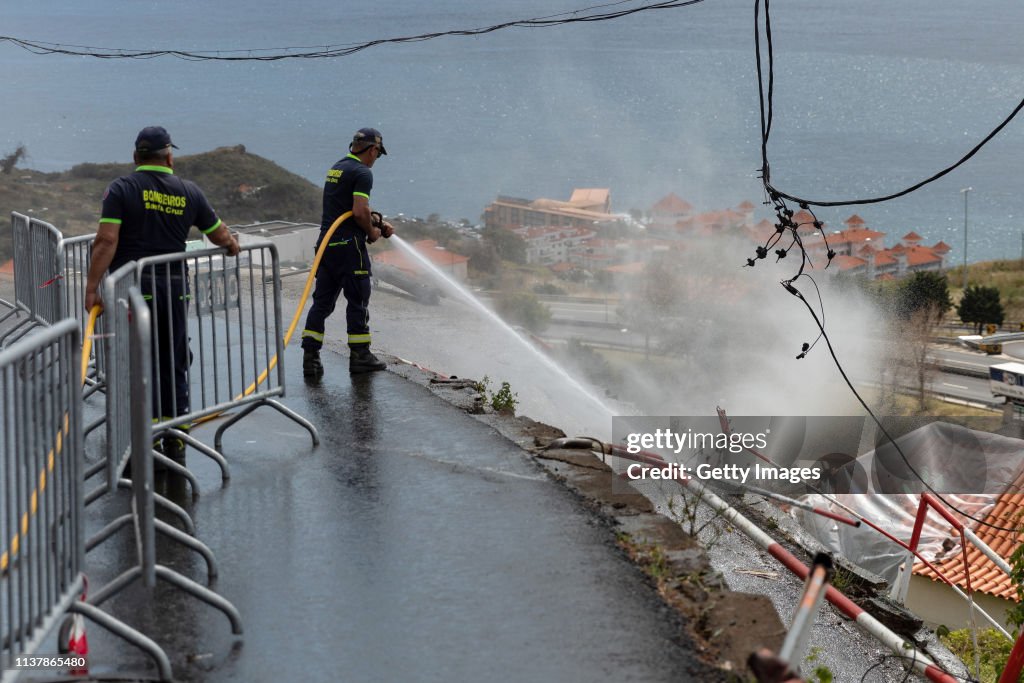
xmin=3 ymin=0 xmax=1024 ymax=263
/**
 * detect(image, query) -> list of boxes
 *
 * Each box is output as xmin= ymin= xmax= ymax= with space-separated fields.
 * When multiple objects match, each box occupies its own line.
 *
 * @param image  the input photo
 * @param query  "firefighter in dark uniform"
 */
xmin=84 ymin=126 xmax=240 ymax=465
xmin=301 ymin=127 xmax=395 ymax=376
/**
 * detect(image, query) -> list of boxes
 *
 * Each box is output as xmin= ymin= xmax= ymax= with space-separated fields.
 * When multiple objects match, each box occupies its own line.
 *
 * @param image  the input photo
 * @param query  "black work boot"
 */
xmin=349 ymin=346 xmax=386 ymax=374
xmin=303 ymin=348 xmax=324 ymax=377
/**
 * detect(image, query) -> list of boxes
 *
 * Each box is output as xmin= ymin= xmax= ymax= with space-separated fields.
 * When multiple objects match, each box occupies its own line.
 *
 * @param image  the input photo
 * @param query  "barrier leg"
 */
xmin=155 ymin=565 xmax=244 ymax=635
xmin=69 ymin=600 xmax=174 ymax=682
xmin=214 ymin=398 xmax=320 ymax=451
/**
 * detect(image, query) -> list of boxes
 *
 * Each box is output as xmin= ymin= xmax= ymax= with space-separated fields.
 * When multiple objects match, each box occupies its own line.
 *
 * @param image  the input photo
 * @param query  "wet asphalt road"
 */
xmin=74 ymin=346 xmax=723 ymax=682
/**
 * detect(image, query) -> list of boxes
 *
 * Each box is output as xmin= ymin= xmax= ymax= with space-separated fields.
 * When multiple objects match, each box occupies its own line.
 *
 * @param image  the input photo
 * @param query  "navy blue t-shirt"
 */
xmin=100 ymin=165 xmax=222 ymax=271
xmin=321 ymin=153 xmax=373 ymax=237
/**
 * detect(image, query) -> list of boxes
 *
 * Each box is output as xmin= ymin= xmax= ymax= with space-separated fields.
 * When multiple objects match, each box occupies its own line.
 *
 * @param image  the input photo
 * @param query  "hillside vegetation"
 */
xmin=0 ymin=145 xmax=321 ymax=261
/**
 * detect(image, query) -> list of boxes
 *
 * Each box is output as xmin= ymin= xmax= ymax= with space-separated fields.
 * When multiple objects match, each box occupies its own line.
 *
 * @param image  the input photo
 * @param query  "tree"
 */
xmin=1 ymin=145 xmax=26 ymax=174
xmin=481 ymin=226 xmax=526 ymax=265
xmin=495 ymin=291 xmax=551 ymax=333
xmin=894 ymin=272 xmax=951 ymax=412
xmin=896 ymin=271 xmax=952 ymax=321
xmin=956 ymin=284 xmax=1005 ymax=333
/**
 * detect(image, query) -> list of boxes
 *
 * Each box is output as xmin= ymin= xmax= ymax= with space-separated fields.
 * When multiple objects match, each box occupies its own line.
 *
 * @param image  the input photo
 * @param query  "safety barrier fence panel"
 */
xmin=57 ymin=234 xmax=105 ymax=398
xmin=90 ymin=264 xmax=195 ymax=536
xmin=90 ymin=243 xmax=316 ymax=490
xmin=135 ymin=243 xmax=316 ymax=462
xmin=57 ymin=235 xmax=93 ymax=335
xmin=97 ymin=263 xmax=136 ymax=492
xmin=0 ymin=214 xmax=35 ymax=345
xmin=82 ymin=287 xmax=242 ymax=678
xmin=1 ymin=319 xmax=84 ymax=681
xmin=0 ymin=216 xmax=65 ymax=349
xmin=27 ymin=218 xmax=63 ymax=328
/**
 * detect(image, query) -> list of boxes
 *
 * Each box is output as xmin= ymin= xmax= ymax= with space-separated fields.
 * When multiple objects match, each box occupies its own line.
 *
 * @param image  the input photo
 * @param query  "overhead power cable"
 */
xmin=750 ymin=0 xmax=1023 ymax=535
xmin=0 ymin=0 xmax=706 ymax=61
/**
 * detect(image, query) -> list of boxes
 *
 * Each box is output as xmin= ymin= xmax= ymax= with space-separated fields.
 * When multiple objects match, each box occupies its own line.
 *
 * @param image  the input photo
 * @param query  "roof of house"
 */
xmin=902 ymin=231 xmax=924 ymax=242
xmin=914 ymin=471 xmax=1024 ymax=601
xmin=932 ymin=241 xmax=952 ymax=254
xmin=569 ymin=188 xmax=610 ymax=209
xmin=650 ymin=192 xmax=693 ymax=215
xmin=846 ymin=214 xmax=866 ymax=226
xmin=832 ymin=254 xmax=867 ymax=271
xmin=373 ymin=239 xmax=468 ymax=273
xmin=872 ymin=251 xmax=898 ymax=266
xmin=904 ymin=245 xmax=943 ymax=266
xmin=792 ymin=209 xmax=816 ymax=227
xmin=839 ymin=227 xmax=886 ymax=244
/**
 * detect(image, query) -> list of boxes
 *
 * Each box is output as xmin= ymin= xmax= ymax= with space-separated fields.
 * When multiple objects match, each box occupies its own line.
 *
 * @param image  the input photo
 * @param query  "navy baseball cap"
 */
xmin=352 ymin=127 xmax=387 ymax=155
xmin=135 ymin=126 xmax=179 ymax=153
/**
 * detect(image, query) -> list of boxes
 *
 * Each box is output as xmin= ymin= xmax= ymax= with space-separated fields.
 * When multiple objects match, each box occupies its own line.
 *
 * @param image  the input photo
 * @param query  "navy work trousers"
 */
xmin=140 ymin=265 xmax=191 ymax=420
xmin=301 ymin=235 xmax=372 ymax=350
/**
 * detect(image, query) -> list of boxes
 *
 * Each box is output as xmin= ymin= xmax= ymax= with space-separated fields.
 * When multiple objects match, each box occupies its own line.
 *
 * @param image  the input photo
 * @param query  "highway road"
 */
xmin=529 ymin=296 xmax=1014 ymax=407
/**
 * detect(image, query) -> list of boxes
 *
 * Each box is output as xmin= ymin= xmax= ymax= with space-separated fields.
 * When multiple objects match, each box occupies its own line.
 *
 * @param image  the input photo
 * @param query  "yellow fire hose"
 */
xmin=191 ymin=210 xmax=353 ymax=426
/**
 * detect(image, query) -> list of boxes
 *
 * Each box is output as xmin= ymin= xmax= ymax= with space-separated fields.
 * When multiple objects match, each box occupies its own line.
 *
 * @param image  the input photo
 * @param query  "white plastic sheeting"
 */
xmin=796 ymin=420 xmax=1024 ymax=585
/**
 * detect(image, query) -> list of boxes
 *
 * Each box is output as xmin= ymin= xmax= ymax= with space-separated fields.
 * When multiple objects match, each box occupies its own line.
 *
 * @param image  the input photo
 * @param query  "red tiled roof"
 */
xmin=846 ymin=214 xmax=866 ymax=226
xmin=840 ymin=227 xmax=885 ymax=244
xmin=651 ymin=192 xmax=693 ymax=214
xmin=792 ymin=209 xmax=816 ymax=227
xmin=374 ymin=239 xmax=468 ymax=272
xmin=915 ymin=470 xmax=1024 ymax=601
xmin=832 ymin=255 xmax=867 ymax=270
xmin=932 ymin=241 xmax=952 ymax=254
xmin=872 ymin=251 xmax=897 ymax=266
xmin=905 ymin=245 xmax=942 ymax=266
xmin=902 ymin=231 xmax=924 ymax=242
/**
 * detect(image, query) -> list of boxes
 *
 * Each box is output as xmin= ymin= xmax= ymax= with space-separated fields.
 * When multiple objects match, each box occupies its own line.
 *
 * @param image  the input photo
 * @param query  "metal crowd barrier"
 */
xmin=1 ymin=319 xmax=171 ymax=682
xmin=0 ymin=214 xmax=34 ymax=345
xmin=85 ymin=262 xmax=196 ymax=536
xmin=0 ymin=214 xmax=66 ymax=348
xmin=84 ymin=287 xmax=242 ymax=661
xmin=124 ymin=243 xmax=316 ymax=482
xmin=58 ymin=234 xmax=104 ymax=401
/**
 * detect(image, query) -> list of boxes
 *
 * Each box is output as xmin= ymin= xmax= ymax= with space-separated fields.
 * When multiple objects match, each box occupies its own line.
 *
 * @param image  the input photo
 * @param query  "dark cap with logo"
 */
xmin=135 ymin=126 xmax=179 ymax=153
xmin=352 ymin=127 xmax=387 ymax=155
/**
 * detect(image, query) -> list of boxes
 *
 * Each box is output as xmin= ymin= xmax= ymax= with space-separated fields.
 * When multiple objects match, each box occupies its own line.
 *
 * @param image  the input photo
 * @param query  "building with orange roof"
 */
xmin=801 ymin=217 xmax=949 ymax=280
xmin=374 ymin=239 xmax=469 ymax=282
xmin=482 ymin=190 xmax=621 ymax=234
xmin=909 ymin=469 xmax=1024 ymax=630
xmin=648 ymin=193 xmax=694 ymax=231
xmin=569 ymin=188 xmax=611 ymax=213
